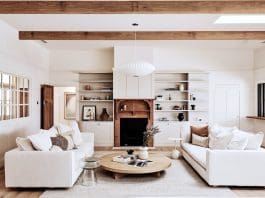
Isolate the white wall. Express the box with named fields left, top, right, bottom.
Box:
left=0, top=20, right=49, bottom=168
left=49, top=48, right=113, bottom=86
left=54, top=87, right=76, bottom=126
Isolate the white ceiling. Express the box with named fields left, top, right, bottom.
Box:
left=1, top=14, right=265, bottom=50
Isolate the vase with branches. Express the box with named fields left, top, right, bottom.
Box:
left=143, top=126, right=161, bottom=147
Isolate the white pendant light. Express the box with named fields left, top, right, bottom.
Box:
left=115, top=23, right=155, bottom=77
left=116, top=61, right=155, bottom=77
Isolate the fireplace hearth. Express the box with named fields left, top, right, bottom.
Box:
left=114, top=99, right=154, bottom=147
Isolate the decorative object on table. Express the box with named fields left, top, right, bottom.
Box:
left=168, top=138, right=183, bottom=159
left=158, top=117, right=169, bottom=121
left=177, top=113, right=185, bottom=121
left=140, top=126, right=161, bottom=160
left=64, top=92, right=76, bottom=120
left=182, top=105, right=188, bottom=110
left=84, top=85, right=91, bottom=90
left=190, top=94, right=196, bottom=101
left=100, top=108, right=110, bottom=121
left=156, top=95, right=163, bottom=101
left=173, top=105, right=181, bottom=110
left=82, top=105, right=96, bottom=121
left=179, top=84, right=185, bottom=91
left=191, top=104, right=196, bottom=110
left=127, top=149, right=134, bottom=155
left=168, top=94, right=172, bottom=100
left=155, top=103, right=163, bottom=110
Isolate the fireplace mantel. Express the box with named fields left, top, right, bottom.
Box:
left=114, top=99, right=154, bottom=147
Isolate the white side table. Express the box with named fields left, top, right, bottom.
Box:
left=168, top=138, right=183, bottom=159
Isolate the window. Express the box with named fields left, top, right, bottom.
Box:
left=258, top=83, right=265, bottom=117
left=0, top=72, right=30, bottom=121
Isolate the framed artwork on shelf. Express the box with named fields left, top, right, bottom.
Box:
left=64, top=92, right=77, bottom=120
left=82, top=105, right=96, bottom=121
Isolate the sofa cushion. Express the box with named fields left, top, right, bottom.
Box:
left=182, top=143, right=207, bottom=168
left=51, top=136, right=69, bottom=150
left=16, top=137, right=35, bottom=151
left=192, top=133, right=209, bottom=148
left=28, top=133, right=52, bottom=151
left=70, top=121, right=83, bottom=147
left=191, top=125, right=208, bottom=137
left=233, top=129, right=264, bottom=150
left=227, top=130, right=248, bottom=150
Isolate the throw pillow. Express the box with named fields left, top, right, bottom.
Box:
left=51, top=136, right=68, bottom=150
left=191, top=125, right=208, bottom=137
left=209, top=130, right=234, bottom=150
left=234, top=130, right=264, bottom=150
left=209, top=124, right=236, bottom=136
left=70, top=121, right=83, bottom=147
left=227, top=130, right=248, bottom=150
left=16, top=137, right=35, bottom=151
left=50, top=145, right=63, bottom=152
left=192, top=133, right=209, bottom=148
left=62, top=135, right=75, bottom=150
left=28, top=133, right=52, bottom=151
left=57, top=123, right=73, bottom=134
left=39, top=126, right=58, bottom=137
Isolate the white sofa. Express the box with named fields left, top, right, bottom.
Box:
left=5, top=132, right=94, bottom=188
left=181, top=129, right=265, bottom=187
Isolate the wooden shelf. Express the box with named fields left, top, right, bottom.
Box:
left=80, top=100, right=113, bottom=102
left=246, top=116, right=265, bottom=120
left=79, top=80, right=113, bottom=83
left=155, top=100, right=190, bottom=103
left=79, top=90, right=113, bottom=93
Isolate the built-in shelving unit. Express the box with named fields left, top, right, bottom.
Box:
left=78, top=73, right=113, bottom=121
left=154, top=72, right=209, bottom=123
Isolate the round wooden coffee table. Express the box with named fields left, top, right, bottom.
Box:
left=99, top=153, right=171, bottom=179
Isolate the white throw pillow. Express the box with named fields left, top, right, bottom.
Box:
left=209, top=131, right=234, bottom=150
left=57, top=123, right=73, bottom=134
left=192, top=133, right=209, bottom=148
left=209, top=124, right=236, bottom=136
left=234, top=130, right=264, bottom=150
left=70, top=121, right=83, bottom=147
left=50, top=145, right=63, bottom=152
left=39, top=126, right=58, bottom=137
left=28, top=133, right=52, bottom=151
left=16, top=137, right=35, bottom=151
left=227, top=130, right=248, bottom=150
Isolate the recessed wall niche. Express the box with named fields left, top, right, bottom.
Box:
left=0, top=72, right=30, bottom=121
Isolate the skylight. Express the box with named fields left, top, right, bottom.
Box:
left=215, top=15, right=265, bottom=24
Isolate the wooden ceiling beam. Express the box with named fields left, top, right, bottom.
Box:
left=19, top=31, right=265, bottom=40
left=1, top=1, right=265, bottom=14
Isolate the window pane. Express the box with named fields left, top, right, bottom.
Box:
left=24, top=92, right=29, bottom=104
left=24, top=105, right=29, bottom=117
left=11, top=105, right=17, bottom=119
left=19, top=105, right=23, bottom=118
left=18, top=77, right=24, bottom=91
left=3, top=73, right=10, bottom=89
left=3, top=90, right=11, bottom=104
left=3, top=105, right=10, bottom=120
left=11, top=91, right=17, bottom=105
left=19, top=91, right=23, bottom=105
left=24, top=78, right=29, bottom=91
left=11, top=76, right=17, bottom=90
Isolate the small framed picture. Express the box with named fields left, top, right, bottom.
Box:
left=82, top=105, right=96, bottom=121
left=64, top=92, right=76, bottom=120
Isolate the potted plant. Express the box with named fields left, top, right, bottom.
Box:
left=139, top=126, right=161, bottom=160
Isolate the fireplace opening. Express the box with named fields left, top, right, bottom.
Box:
left=120, top=118, right=148, bottom=146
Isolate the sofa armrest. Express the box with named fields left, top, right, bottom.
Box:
left=206, top=149, right=265, bottom=186
left=81, top=132, right=94, bottom=143
left=5, top=149, right=74, bottom=187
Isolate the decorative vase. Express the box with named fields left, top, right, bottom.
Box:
left=171, top=149, right=180, bottom=159
left=139, top=147, right=149, bottom=160
left=177, top=113, right=184, bottom=121
left=100, top=108, right=110, bottom=121
left=179, top=84, right=185, bottom=91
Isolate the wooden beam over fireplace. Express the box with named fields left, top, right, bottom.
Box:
left=0, top=1, right=265, bottom=14
left=19, top=31, right=265, bottom=40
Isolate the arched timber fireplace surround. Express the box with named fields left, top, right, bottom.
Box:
left=114, top=99, right=154, bottom=147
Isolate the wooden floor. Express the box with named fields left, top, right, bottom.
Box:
left=1, top=155, right=265, bottom=198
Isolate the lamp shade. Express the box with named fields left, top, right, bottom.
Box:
left=115, top=61, right=155, bottom=77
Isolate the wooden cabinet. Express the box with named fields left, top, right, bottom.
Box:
left=79, top=121, right=114, bottom=146
left=113, top=71, right=154, bottom=99
left=154, top=121, right=189, bottom=146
